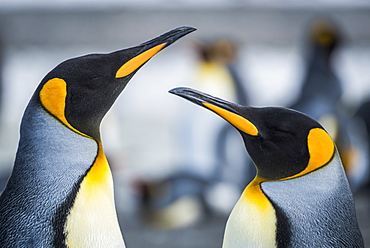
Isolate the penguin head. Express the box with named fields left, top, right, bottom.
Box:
left=170, top=87, right=335, bottom=180
left=309, top=19, right=341, bottom=55
left=35, top=26, right=196, bottom=140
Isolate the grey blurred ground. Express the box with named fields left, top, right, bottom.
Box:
left=0, top=2, right=370, bottom=247
left=120, top=213, right=227, bottom=247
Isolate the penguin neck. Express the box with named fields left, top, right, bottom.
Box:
left=259, top=152, right=363, bottom=247
left=82, top=142, right=112, bottom=189
left=15, top=101, right=124, bottom=247
left=242, top=177, right=271, bottom=210
left=64, top=140, right=125, bottom=248
left=9, top=102, right=99, bottom=246
left=309, top=46, right=333, bottom=71
left=223, top=176, right=276, bottom=248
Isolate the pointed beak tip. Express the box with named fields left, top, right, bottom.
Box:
left=172, top=26, right=197, bottom=35
left=180, top=26, right=197, bottom=33
left=168, top=88, right=176, bottom=94
left=168, top=87, right=192, bottom=96
left=163, top=26, right=197, bottom=46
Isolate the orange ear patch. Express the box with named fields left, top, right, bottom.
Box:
left=39, top=78, right=67, bottom=123
left=39, top=78, right=89, bottom=138
left=307, top=128, right=335, bottom=171
left=283, top=128, right=334, bottom=180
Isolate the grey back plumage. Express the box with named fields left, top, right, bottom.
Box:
left=0, top=98, right=97, bottom=247
left=262, top=152, right=364, bottom=247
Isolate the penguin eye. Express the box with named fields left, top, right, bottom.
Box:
left=276, top=128, right=296, bottom=136
left=266, top=123, right=295, bottom=137
left=78, top=76, right=105, bottom=91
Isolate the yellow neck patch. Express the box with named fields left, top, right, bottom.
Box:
left=65, top=142, right=124, bottom=247
left=283, top=128, right=334, bottom=180
left=223, top=176, right=276, bottom=247
left=39, top=78, right=89, bottom=138
left=82, top=142, right=112, bottom=189
left=116, top=43, right=166, bottom=78
left=243, top=177, right=270, bottom=210
left=202, top=102, right=258, bottom=136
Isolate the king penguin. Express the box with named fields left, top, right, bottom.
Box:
left=0, top=26, right=196, bottom=248
left=290, top=19, right=369, bottom=191
left=170, top=87, right=364, bottom=248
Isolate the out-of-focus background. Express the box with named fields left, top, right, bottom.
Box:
left=0, top=1, right=370, bottom=247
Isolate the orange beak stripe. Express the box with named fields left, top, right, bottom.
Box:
left=115, top=43, right=167, bottom=78
left=202, top=102, right=258, bottom=136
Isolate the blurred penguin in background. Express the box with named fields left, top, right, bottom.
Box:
left=0, top=26, right=4, bottom=119
left=194, top=39, right=248, bottom=105
left=290, top=18, right=369, bottom=191
left=138, top=39, right=252, bottom=229
left=192, top=38, right=254, bottom=192
left=0, top=25, right=7, bottom=194
left=354, top=99, right=370, bottom=190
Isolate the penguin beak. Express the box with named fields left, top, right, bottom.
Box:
left=169, top=87, right=258, bottom=136
left=116, top=26, right=196, bottom=78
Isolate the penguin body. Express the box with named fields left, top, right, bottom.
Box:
left=0, top=26, right=195, bottom=247
left=0, top=102, right=100, bottom=247
left=262, top=152, right=360, bottom=247
left=225, top=152, right=361, bottom=247
left=170, top=87, right=364, bottom=247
